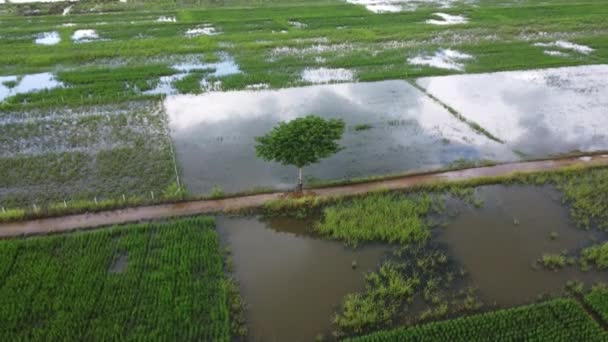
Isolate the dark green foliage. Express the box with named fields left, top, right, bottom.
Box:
left=584, top=283, right=608, bottom=324
left=0, top=216, right=233, bottom=341
left=580, top=242, right=608, bottom=270
left=255, top=115, right=345, bottom=168
left=349, top=299, right=607, bottom=341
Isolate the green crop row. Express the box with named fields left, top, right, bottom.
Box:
left=0, top=216, right=235, bottom=340
left=584, top=283, right=608, bottom=324
left=349, top=299, right=607, bottom=341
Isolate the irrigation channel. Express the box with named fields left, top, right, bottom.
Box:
left=0, top=154, right=607, bottom=238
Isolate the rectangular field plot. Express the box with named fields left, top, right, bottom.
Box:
left=417, top=65, right=608, bottom=157
left=0, top=216, right=231, bottom=341
left=0, top=102, right=177, bottom=208
left=165, top=80, right=513, bottom=194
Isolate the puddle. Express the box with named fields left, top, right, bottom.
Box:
left=544, top=50, right=569, bottom=57
left=439, top=185, right=607, bottom=306
left=144, top=54, right=240, bottom=95
left=185, top=25, right=219, bottom=37
left=72, top=29, right=99, bottom=43
left=425, top=12, right=468, bottom=25
left=408, top=49, right=473, bottom=71
left=35, top=31, right=60, bottom=45
left=109, top=253, right=128, bottom=274
left=217, top=216, right=390, bottom=341
left=157, top=16, right=176, bottom=23
left=165, top=80, right=512, bottom=194
left=533, top=41, right=594, bottom=55
left=417, top=64, right=608, bottom=156
left=0, top=73, right=63, bottom=102
left=301, top=68, right=356, bottom=84
left=344, top=0, right=468, bottom=13
left=289, top=20, right=307, bottom=29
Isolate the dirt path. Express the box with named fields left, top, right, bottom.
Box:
left=1, top=154, right=607, bottom=238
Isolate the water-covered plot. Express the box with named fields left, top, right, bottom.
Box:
left=165, top=80, right=512, bottom=194
left=0, top=102, right=176, bottom=207
left=217, top=216, right=390, bottom=341
left=34, top=31, right=61, bottom=45
left=408, top=49, right=473, bottom=71
left=440, top=185, right=607, bottom=306
left=417, top=65, right=608, bottom=156
left=0, top=73, right=62, bottom=102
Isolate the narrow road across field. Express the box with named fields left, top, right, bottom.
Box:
left=1, top=154, right=607, bottom=238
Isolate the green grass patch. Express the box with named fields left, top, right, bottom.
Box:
left=315, top=193, right=442, bottom=246
left=580, top=242, right=608, bottom=270
left=0, top=216, right=242, bottom=340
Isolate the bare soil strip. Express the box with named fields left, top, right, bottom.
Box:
left=1, top=155, right=607, bottom=238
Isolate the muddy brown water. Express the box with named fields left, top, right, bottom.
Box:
left=439, top=185, right=607, bottom=306
left=218, top=185, right=607, bottom=341
left=216, top=216, right=391, bottom=342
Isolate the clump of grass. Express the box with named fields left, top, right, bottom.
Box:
left=550, top=231, right=559, bottom=240
left=334, top=261, right=420, bottom=334
left=162, top=181, right=187, bottom=200
left=315, top=193, right=441, bottom=246
left=580, top=242, right=608, bottom=270
left=353, top=123, right=373, bottom=131
left=539, top=253, right=567, bottom=270
left=208, top=185, right=225, bottom=199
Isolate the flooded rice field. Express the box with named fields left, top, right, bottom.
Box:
left=439, top=185, right=607, bottom=306
left=218, top=185, right=606, bottom=341
left=217, top=216, right=391, bottom=341
left=166, top=80, right=512, bottom=194
left=417, top=65, right=608, bottom=156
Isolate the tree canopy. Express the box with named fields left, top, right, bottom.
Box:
left=255, top=115, right=345, bottom=168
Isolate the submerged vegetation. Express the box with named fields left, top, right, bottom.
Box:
left=580, top=242, right=608, bottom=270
left=0, top=216, right=237, bottom=340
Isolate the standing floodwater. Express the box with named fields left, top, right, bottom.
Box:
left=166, top=80, right=511, bottom=194
left=216, top=216, right=390, bottom=341
left=439, top=185, right=607, bottom=306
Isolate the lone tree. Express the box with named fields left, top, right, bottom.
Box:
left=255, top=115, right=345, bottom=192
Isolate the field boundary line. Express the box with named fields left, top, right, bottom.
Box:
left=408, top=79, right=505, bottom=144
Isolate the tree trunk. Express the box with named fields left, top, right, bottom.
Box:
left=296, top=167, right=303, bottom=193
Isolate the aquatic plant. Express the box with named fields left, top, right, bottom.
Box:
left=539, top=253, right=567, bottom=270
left=580, top=242, right=608, bottom=270
left=353, top=123, right=373, bottom=131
